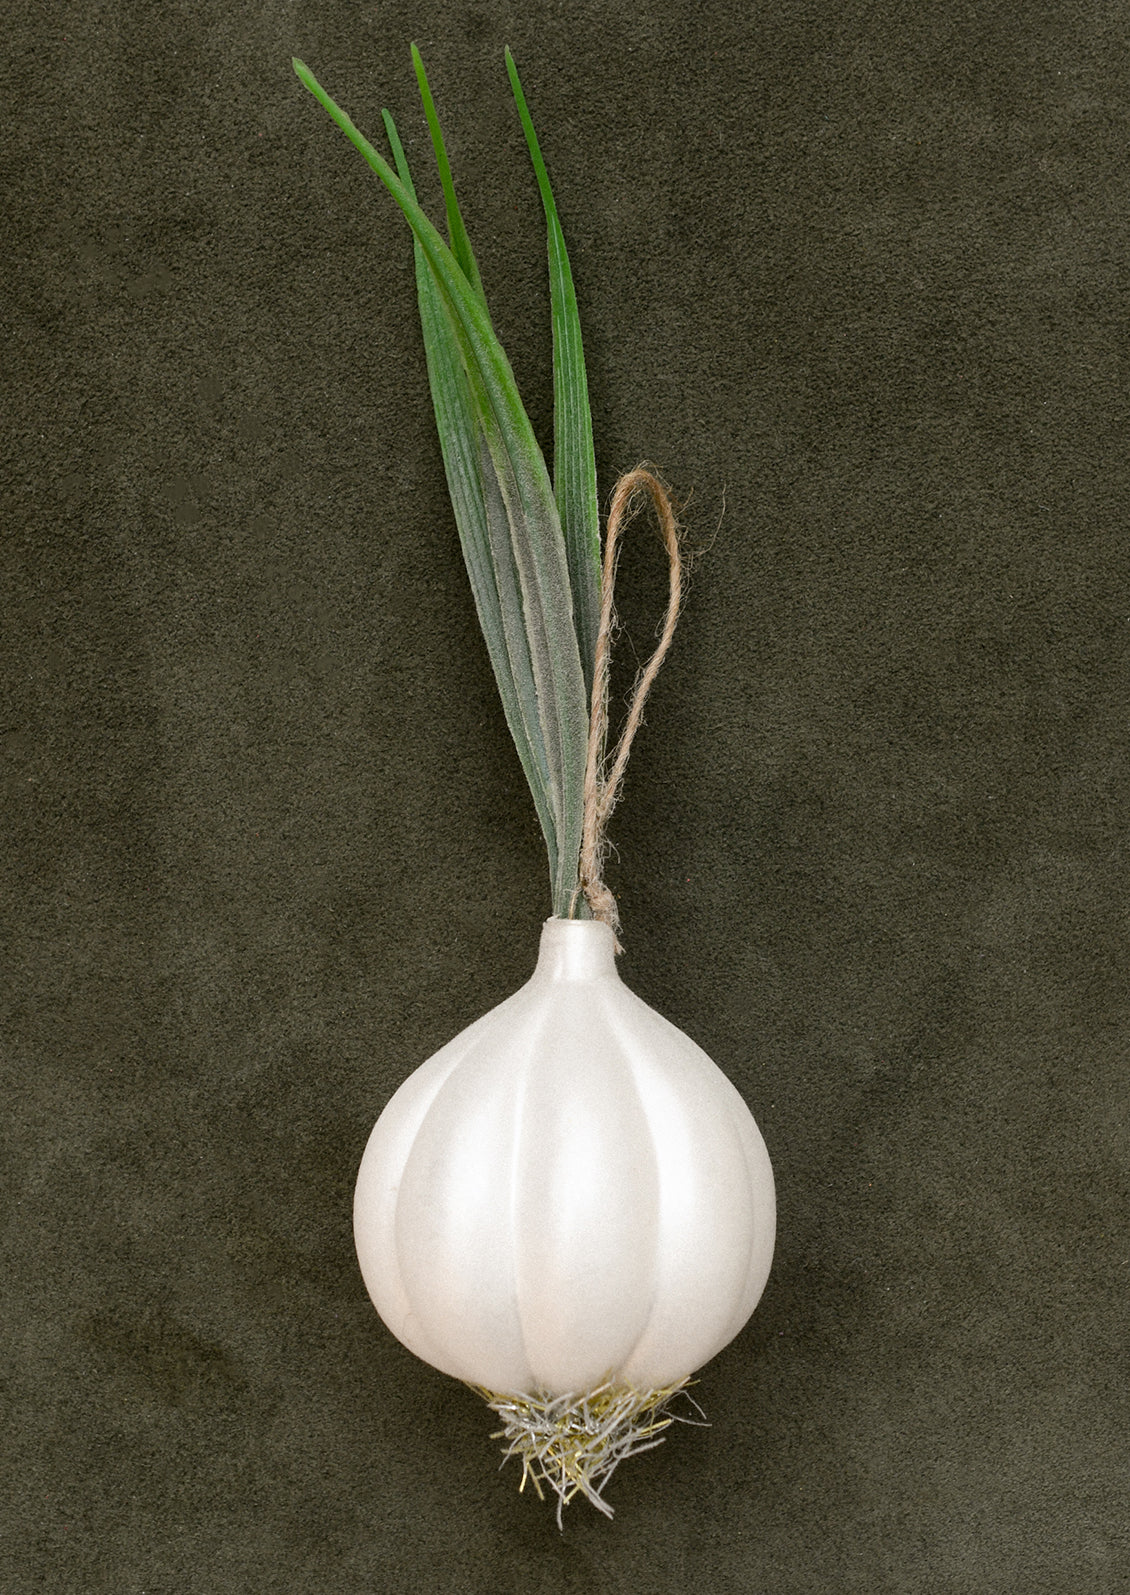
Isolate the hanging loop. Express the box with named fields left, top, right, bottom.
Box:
left=573, top=466, right=684, bottom=938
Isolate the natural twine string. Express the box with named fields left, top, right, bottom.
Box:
left=572, top=465, right=684, bottom=936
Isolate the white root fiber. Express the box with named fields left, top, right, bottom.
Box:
left=471, top=1377, right=706, bottom=1527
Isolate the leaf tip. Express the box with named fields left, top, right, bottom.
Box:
left=292, top=57, right=319, bottom=96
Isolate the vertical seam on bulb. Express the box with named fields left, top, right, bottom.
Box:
left=600, top=992, right=665, bottom=1379
left=389, top=1028, right=485, bottom=1378
left=615, top=1002, right=761, bottom=1375
left=507, top=995, right=549, bottom=1396
left=725, top=1088, right=775, bottom=1343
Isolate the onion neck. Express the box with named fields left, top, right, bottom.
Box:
left=535, top=916, right=619, bottom=983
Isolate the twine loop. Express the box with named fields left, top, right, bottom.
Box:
left=573, top=466, right=684, bottom=937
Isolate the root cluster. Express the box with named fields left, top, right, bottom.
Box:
left=472, top=1377, right=704, bottom=1526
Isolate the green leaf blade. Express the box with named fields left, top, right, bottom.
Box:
left=382, top=108, right=560, bottom=888
left=505, top=47, right=602, bottom=705
left=294, top=57, right=590, bottom=915
left=410, top=45, right=488, bottom=312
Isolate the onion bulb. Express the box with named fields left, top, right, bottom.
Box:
left=354, top=918, right=775, bottom=1518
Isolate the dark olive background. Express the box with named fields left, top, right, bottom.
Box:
left=3, top=0, right=1128, bottom=1590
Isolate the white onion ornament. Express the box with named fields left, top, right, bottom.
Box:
left=294, top=48, right=777, bottom=1518
left=355, top=918, right=775, bottom=1518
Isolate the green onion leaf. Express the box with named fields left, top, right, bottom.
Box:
left=505, top=48, right=602, bottom=705
left=381, top=105, right=560, bottom=884
left=409, top=45, right=487, bottom=312
left=293, top=55, right=591, bottom=916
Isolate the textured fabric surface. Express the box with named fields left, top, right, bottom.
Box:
left=3, top=1, right=1128, bottom=1590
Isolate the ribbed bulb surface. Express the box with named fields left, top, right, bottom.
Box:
left=353, top=918, right=775, bottom=1398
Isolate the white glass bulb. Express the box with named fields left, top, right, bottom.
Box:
left=354, top=918, right=775, bottom=1406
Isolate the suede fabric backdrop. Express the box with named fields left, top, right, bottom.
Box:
left=3, top=0, right=1128, bottom=1589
